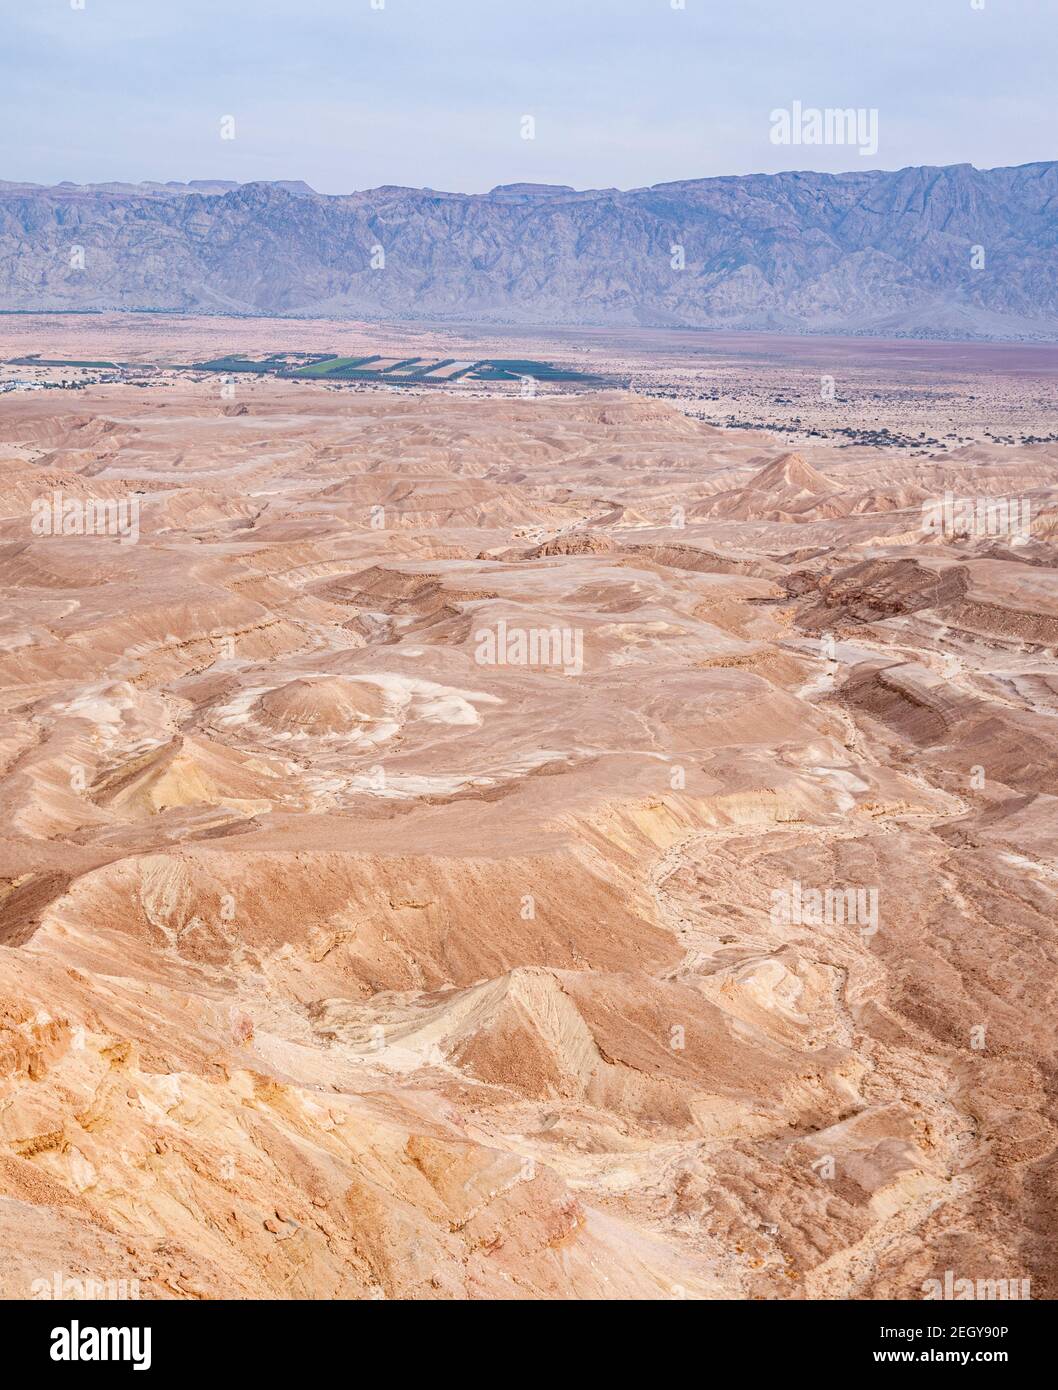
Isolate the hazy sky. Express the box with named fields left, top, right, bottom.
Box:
left=2, top=0, right=1054, bottom=193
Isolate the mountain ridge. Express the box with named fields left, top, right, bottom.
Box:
left=2, top=161, right=1056, bottom=339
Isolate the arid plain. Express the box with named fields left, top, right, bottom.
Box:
left=2, top=317, right=1058, bottom=1300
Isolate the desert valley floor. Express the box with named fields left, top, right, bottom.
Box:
left=2, top=320, right=1058, bottom=1300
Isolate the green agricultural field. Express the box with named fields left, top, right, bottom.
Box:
left=380, top=358, right=423, bottom=373
left=182, top=353, right=608, bottom=387
left=469, top=359, right=603, bottom=383
left=289, top=356, right=378, bottom=377
left=193, top=356, right=276, bottom=373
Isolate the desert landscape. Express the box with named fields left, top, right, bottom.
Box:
left=1, top=315, right=1057, bottom=1301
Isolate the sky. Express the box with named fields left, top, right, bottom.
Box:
left=1, top=0, right=1054, bottom=194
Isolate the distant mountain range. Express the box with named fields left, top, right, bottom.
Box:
left=2, top=163, right=1056, bottom=339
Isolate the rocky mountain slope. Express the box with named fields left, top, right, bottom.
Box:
left=1, top=162, right=1056, bottom=338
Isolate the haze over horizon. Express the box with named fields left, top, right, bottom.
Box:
left=1, top=0, right=1053, bottom=195
left=8, top=154, right=1056, bottom=200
